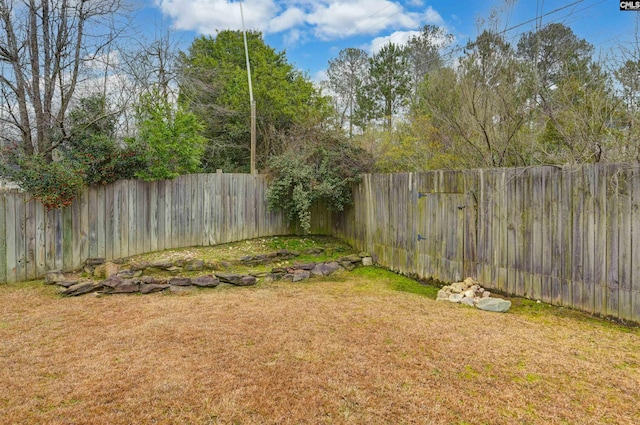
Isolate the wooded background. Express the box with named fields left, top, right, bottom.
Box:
left=2, top=163, right=639, bottom=322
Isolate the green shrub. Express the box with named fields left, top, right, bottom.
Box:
left=0, top=146, right=84, bottom=209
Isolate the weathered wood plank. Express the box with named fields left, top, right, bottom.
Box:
left=156, top=180, right=166, bottom=252
left=96, top=185, right=106, bottom=259
left=606, top=164, right=620, bottom=318
left=25, top=198, right=36, bottom=280
left=617, top=167, right=632, bottom=321
left=62, top=204, right=73, bottom=272
left=5, top=194, right=17, bottom=283
left=15, top=193, right=26, bottom=281
left=80, top=187, right=89, bottom=264
left=110, top=181, right=122, bottom=259
left=88, top=187, right=98, bottom=258
left=149, top=181, right=158, bottom=252
left=119, top=181, right=129, bottom=258
left=541, top=167, right=553, bottom=303
left=128, top=180, right=138, bottom=255
left=105, top=183, right=114, bottom=260
left=560, top=167, right=574, bottom=307
left=593, top=164, right=607, bottom=316
left=632, top=167, right=640, bottom=321
left=71, top=188, right=83, bottom=270
left=0, top=193, right=7, bottom=283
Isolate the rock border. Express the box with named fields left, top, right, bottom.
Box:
left=45, top=251, right=375, bottom=297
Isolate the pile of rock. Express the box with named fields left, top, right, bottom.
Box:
left=436, top=277, right=511, bottom=312
left=45, top=252, right=375, bottom=297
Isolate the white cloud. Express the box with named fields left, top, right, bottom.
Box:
left=155, top=0, right=279, bottom=33
left=155, top=0, right=426, bottom=40
left=423, top=5, right=444, bottom=26
left=368, top=30, right=419, bottom=54
left=307, top=0, right=419, bottom=40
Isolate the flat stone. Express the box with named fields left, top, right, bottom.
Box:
left=358, top=252, right=371, bottom=258
left=150, top=259, right=174, bottom=269
left=361, top=257, right=373, bottom=266
left=463, top=277, right=476, bottom=287
left=192, top=275, right=220, bottom=287
left=184, top=260, right=205, bottom=271
left=482, top=291, right=491, bottom=298
left=304, top=247, right=324, bottom=255
left=276, top=249, right=300, bottom=259
left=460, top=296, right=475, bottom=306
left=109, top=279, right=139, bottom=294
left=340, top=261, right=355, bottom=271
left=294, top=262, right=316, bottom=271
left=216, top=273, right=245, bottom=285
left=130, top=262, right=149, bottom=271
left=450, top=282, right=466, bottom=293
left=240, top=276, right=257, bottom=286
left=140, top=283, right=170, bottom=294
left=62, top=281, right=103, bottom=296
left=340, top=254, right=361, bottom=263
left=448, top=293, right=464, bottom=303
left=463, top=289, right=475, bottom=298
left=169, top=277, right=192, bottom=286
left=271, top=267, right=288, bottom=274
left=117, top=269, right=142, bottom=279
left=476, top=297, right=511, bottom=313
left=292, top=269, right=311, bottom=282
left=311, top=263, right=332, bottom=276
left=44, top=270, right=66, bottom=284
left=436, top=289, right=450, bottom=301
left=58, top=280, right=80, bottom=288
left=140, top=276, right=157, bottom=284
left=101, top=275, right=124, bottom=289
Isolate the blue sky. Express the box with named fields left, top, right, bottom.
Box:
left=137, top=0, right=639, bottom=81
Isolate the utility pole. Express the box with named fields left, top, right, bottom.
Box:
left=239, top=1, right=257, bottom=174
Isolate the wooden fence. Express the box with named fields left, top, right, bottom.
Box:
left=332, top=164, right=640, bottom=322
left=3, top=164, right=640, bottom=322
left=0, top=173, right=332, bottom=284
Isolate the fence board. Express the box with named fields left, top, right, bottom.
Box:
left=560, top=168, right=573, bottom=307
left=632, top=168, right=640, bottom=320
left=128, top=180, right=138, bottom=255
left=15, top=193, right=26, bottom=281
left=618, top=168, right=632, bottom=321
left=149, top=181, right=158, bottom=253
left=0, top=193, right=5, bottom=284
left=606, top=164, right=620, bottom=317
left=25, top=199, right=36, bottom=279
left=593, top=165, right=607, bottom=315
left=62, top=205, right=73, bottom=272
left=105, top=184, right=114, bottom=260
left=5, top=194, right=17, bottom=283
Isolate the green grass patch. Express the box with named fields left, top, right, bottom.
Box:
left=350, top=266, right=439, bottom=299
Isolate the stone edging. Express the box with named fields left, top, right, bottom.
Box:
left=44, top=251, right=375, bottom=297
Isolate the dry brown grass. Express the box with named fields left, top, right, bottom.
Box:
left=1, top=274, right=639, bottom=425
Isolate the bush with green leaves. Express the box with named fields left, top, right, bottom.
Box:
left=133, top=91, right=206, bottom=180
left=62, top=94, right=144, bottom=185
left=0, top=145, right=84, bottom=209
left=267, top=127, right=372, bottom=232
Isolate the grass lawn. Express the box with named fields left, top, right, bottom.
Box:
left=1, top=267, right=639, bottom=424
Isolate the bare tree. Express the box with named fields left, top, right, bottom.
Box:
left=0, top=0, right=126, bottom=159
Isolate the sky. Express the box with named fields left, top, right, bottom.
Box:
left=136, top=0, right=640, bottom=82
